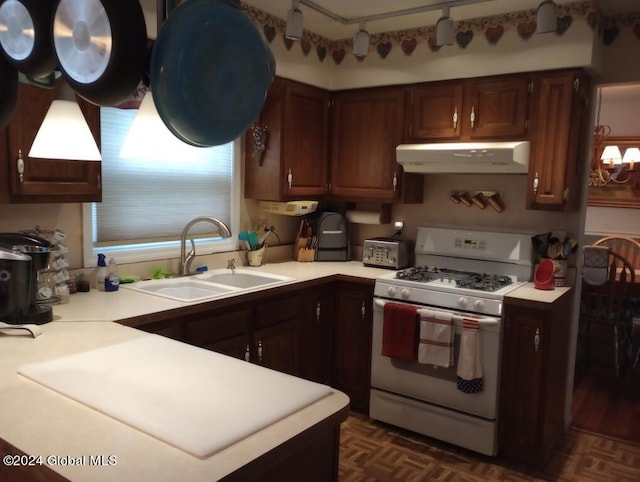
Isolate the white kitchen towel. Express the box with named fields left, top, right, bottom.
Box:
left=417, top=309, right=454, bottom=367
left=456, top=318, right=484, bottom=393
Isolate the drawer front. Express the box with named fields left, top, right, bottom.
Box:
left=253, top=294, right=302, bottom=329
left=184, top=308, right=249, bottom=346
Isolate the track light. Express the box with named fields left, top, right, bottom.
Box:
left=285, top=0, right=303, bottom=40
left=436, top=7, right=454, bottom=46
left=536, top=0, right=557, bottom=34
left=353, top=22, right=370, bottom=58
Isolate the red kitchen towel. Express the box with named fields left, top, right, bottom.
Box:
left=456, top=318, right=484, bottom=393
left=417, top=309, right=454, bottom=367
left=382, top=303, right=418, bottom=360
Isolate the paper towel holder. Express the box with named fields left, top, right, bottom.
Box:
left=345, top=203, right=391, bottom=225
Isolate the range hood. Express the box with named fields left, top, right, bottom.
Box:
left=396, top=141, right=530, bottom=174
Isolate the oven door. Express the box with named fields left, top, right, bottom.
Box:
left=371, top=298, right=502, bottom=420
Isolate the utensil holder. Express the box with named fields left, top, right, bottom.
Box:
left=247, top=246, right=265, bottom=267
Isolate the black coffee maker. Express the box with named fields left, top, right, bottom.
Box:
left=0, top=233, right=53, bottom=325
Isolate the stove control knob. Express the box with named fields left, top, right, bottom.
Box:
left=458, top=297, right=468, bottom=307
left=387, top=286, right=397, bottom=296
left=401, top=288, right=410, bottom=299
left=473, top=299, right=485, bottom=310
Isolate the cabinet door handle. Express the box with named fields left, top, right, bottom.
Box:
left=533, top=172, right=539, bottom=193
left=17, top=150, right=24, bottom=183
left=258, top=340, right=263, bottom=363
left=244, top=344, right=251, bottom=362
left=361, top=301, right=366, bottom=320
left=453, top=107, right=458, bottom=129
left=534, top=328, right=540, bottom=352
left=470, top=106, right=476, bottom=128
left=287, top=168, right=292, bottom=189
left=392, top=172, right=397, bottom=192
left=316, top=301, right=321, bottom=322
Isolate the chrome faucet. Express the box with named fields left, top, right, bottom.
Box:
left=226, top=258, right=237, bottom=273
left=179, top=217, right=232, bottom=275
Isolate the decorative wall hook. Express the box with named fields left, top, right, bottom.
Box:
left=449, top=190, right=504, bottom=212
left=250, top=123, right=268, bottom=165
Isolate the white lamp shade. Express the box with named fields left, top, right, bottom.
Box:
left=536, top=0, right=557, bottom=34
left=436, top=16, right=454, bottom=46
left=353, top=29, right=370, bottom=57
left=119, top=93, right=211, bottom=161
left=28, top=100, right=101, bottom=161
left=285, top=8, right=303, bottom=40
left=601, top=145, right=622, bottom=165
left=622, top=147, right=640, bottom=164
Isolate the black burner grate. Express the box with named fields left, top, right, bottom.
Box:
left=395, top=266, right=513, bottom=292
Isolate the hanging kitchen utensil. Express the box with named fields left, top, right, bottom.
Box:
left=0, top=0, right=57, bottom=78
left=149, top=0, right=275, bottom=147
left=52, top=0, right=147, bottom=106
left=0, top=52, right=18, bottom=129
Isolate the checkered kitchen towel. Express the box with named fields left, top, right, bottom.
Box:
left=583, top=245, right=610, bottom=286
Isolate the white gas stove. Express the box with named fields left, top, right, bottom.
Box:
left=374, top=226, right=533, bottom=316
left=370, top=226, right=534, bottom=456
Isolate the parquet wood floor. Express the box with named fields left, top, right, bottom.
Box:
left=571, top=365, right=640, bottom=446
left=339, top=412, right=640, bottom=481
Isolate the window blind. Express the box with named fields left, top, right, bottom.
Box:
left=95, top=107, right=234, bottom=245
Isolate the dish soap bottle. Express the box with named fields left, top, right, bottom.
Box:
left=96, top=254, right=107, bottom=291
left=105, top=257, right=120, bottom=292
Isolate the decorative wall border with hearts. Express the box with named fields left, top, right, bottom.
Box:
left=241, top=1, right=638, bottom=66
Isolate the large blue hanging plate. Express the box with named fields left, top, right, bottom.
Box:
left=150, top=0, right=275, bottom=147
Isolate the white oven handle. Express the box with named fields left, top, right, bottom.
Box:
left=374, top=298, right=499, bottom=326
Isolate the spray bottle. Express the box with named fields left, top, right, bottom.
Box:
left=95, top=254, right=107, bottom=291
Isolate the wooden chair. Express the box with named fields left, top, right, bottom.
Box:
left=580, top=250, right=636, bottom=377
left=593, top=236, right=640, bottom=272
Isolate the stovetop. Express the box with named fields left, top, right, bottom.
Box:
left=394, top=266, right=514, bottom=293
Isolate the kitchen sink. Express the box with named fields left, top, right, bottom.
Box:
left=122, top=278, right=237, bottom=302
left=122, top=269, right=294, bottom=302
left=196, top=269, right=293, bottom=289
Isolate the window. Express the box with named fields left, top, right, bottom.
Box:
left=82, top=107, right=240, bottom=267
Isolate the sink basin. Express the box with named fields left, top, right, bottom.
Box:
left=122, top=269, right=294, bottom=302
left=196, top=269, right=293, bottom=289
left=122, top=278, right=237, bottom=302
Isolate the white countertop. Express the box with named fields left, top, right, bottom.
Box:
left=506, top=282, right=573, bottom=304
left=52, top=261, right=385, bottom=322
left=0, top=261, right=382, bottom=481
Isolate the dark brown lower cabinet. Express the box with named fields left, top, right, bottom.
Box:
left=499, top=290, right=573, bottom=466
left=333, top=280, right=374, bottom=413
left=300, top=285, right=335, bottom=384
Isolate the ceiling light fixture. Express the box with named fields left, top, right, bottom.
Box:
left=436, top=6, right=454, bottom=46
left=29, top=82, right=101, bottom=161
left=536, top=0, right=557, bottom=34
left=285, top=0, right=303, bottom=40
left=352, top=21, right=370, bottom=58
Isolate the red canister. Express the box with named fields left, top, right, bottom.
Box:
left=534, top=259, right=555, bottom=290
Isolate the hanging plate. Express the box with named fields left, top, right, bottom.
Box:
left=52, top=0, right=147, bottom=106
left=150, top=0, right=275, bottom=147
left=0, top=52, right=18, bottom=129
left=0, top=0, right=56, bottom=78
